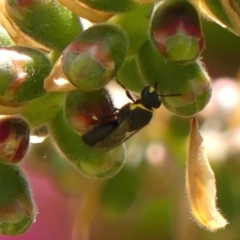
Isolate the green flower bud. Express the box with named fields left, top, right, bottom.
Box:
left=0, top=46, right=51, bottom=105
left=0, top=117, right=29, bottom=163
left=5, top=0, right=82, bottom=51
left=138, top=41, right=212, bottom=117
left=0, top=162, right=37, bottom=235
left=151, top=0, right=204, bottom=63
left=50, top=109, right=126, bottom=179
left=62, top=24, right=128, bottom=91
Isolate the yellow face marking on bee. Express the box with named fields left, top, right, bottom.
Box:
left=130, top=103, right=153, bottom=112
left=149, top=87, right=155, bottom=93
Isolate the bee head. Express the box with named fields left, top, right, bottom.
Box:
left=141, top=84, right=161, bottom=109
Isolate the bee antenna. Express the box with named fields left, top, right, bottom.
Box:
left=116, top=76, right=136, bottom=102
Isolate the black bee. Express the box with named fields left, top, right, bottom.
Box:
left=82, top=81, right=180, bottom=151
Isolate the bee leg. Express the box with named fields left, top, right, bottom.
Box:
left=113, top=107, right=119, bottom=113
left=83, top=106, right=119, bottom=124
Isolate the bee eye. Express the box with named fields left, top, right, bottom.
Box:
left=141, top=86, right=151, bottom=99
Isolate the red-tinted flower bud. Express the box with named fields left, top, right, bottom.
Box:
left=65, top=88, right=115, bottom=134
left=62, top=24, right=128, bottom=91
left=138, top=41, right=211, bottom=117
left=151, top=0, right=204, bottom=63
left=0, top=46, right=51, bottom=107
left=0, top=117, right=29, bottom=163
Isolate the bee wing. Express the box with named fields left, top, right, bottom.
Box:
left=82, top=121, right=118, bottom=147
left=83, top=111, right=140, bottom=153
left=121, top=128, right=140, bottom=143
left=94, top=116, right=132, bottom=150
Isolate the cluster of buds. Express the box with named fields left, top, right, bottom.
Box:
left=0, top=116, right=35, bottom=235
left=0, top=0, right=237, bottom=236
